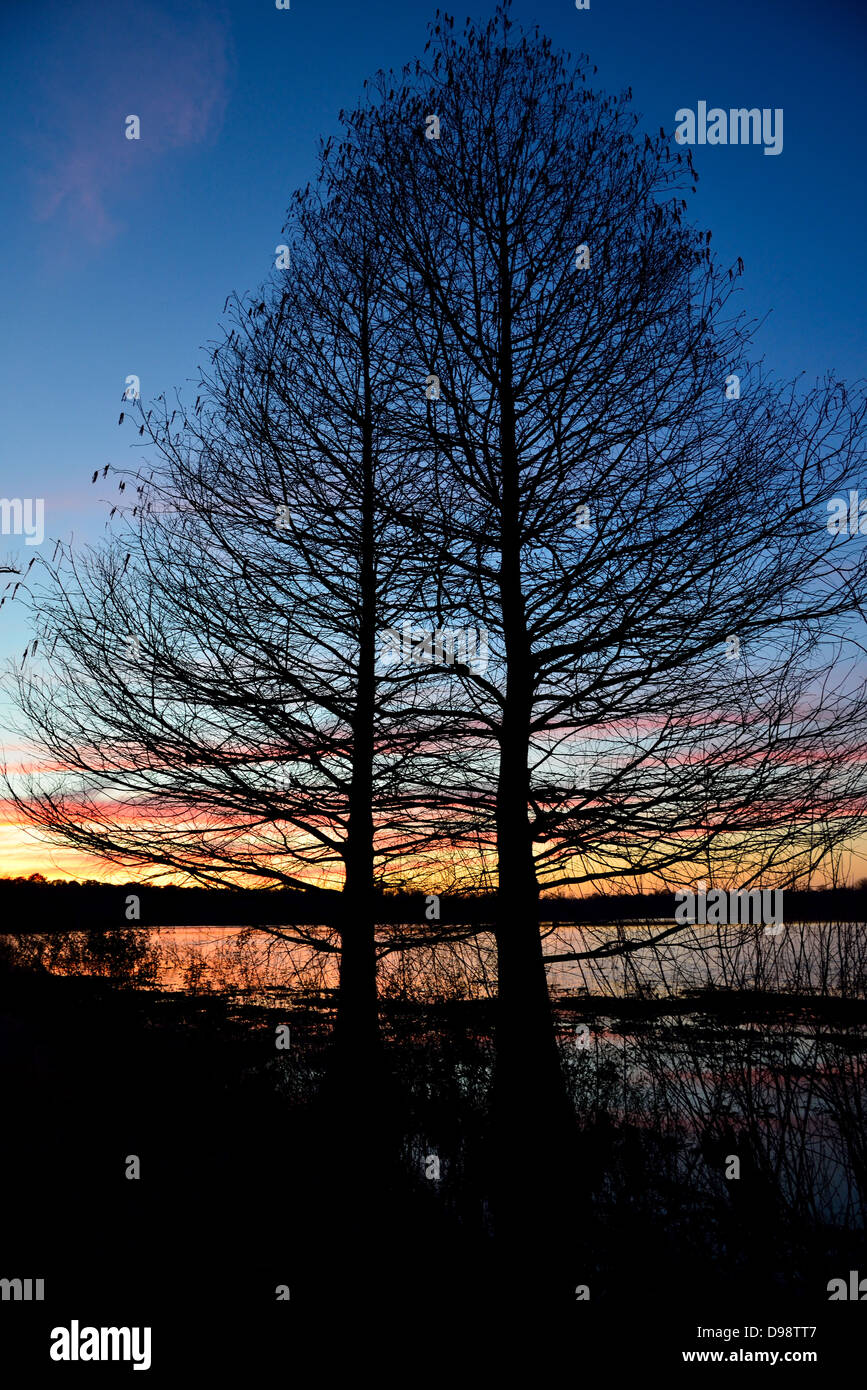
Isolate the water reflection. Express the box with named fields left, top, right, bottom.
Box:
left=3, top=919, right=864, bottom=1237
left=136, top=918, right=867, bottom=1008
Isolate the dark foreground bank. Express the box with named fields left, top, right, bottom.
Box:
left=0, top=949, right=864, bottom=1376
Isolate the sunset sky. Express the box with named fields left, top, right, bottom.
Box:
left=1, top=0, right=865, bottom=882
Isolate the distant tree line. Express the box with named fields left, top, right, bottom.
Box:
left=4, top=875, right=867, bottom=930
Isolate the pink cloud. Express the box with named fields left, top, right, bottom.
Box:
left=24, top=1, right=231, bottom=244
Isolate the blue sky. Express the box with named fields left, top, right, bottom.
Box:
left=0, top=0, right=864, bottom=874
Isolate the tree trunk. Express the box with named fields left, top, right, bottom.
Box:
left=494, top=698, right=574, bottom=1141
left=335, top=865, right=380, bottom=1084
left=491, top=235, right=576, bottom=1251
left=332, top=289, right=382, bottom=1097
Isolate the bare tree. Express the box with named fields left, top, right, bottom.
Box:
left=331, top=6, right=867, bottom=1163
left=4, top=157, right=446, bottom=1100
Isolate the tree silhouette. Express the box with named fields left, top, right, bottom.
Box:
left=328, top=4, right=867, bottom=1202
left=5, top=157, right=447, bottom=1105
left=5, top=7, right=867, bottom=1266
